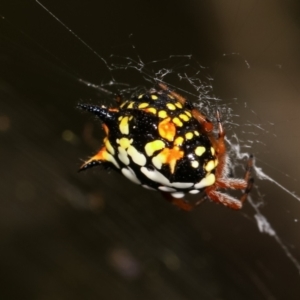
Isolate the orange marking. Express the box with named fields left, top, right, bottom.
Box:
left=158, top=117, right=176, bottom=142
left=156, top=146, right=184, bottom=173
left=143, top=107, right=157, bottom=114
left=90, top=147, right=108, bottom=161
left=81, top=147, right=107, bottom=169
left=108, top=108, right=119, bottom=112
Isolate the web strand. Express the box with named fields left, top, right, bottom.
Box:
left=11, top=0, right=300, bottom=276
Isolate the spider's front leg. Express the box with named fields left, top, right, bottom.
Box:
left=206, top=112, right=254, bottom=210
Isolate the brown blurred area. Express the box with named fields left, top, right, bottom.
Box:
left=1, top=1, right=300, bottom=299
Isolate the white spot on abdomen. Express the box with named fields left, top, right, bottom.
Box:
left=158, top=186, right=177, bottom=192
left=152, top=156, right=162, bottom=169
left=121, top=167, right=141, bottom=185
left=171, top=192, right=185, bottom=198
left=171, top=182, right=193, bottom=189
left=118, top=147, right=130, bottom=165
left=141, top=167, right=170, bottom=186
left=106, top=152, right=120, bottom=169
left=189, top=189, right=200, bottom=194
left=142, top=185, right=157, bottom=191
left=127, top=146, right=147, bottom=166
left=140, top=167, right=194, bottom=190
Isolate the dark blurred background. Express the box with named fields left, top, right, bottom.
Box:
left=1, top=1, right=300, bottom=299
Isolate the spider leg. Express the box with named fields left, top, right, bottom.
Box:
left=214, top=109, right=226, bottom=155
left=161, top=192, right=206, bottom=211
left=218, top=154, right=253, bottom=185
left=206, top=189, right=243, bottom=210
left=157, top=84, right=254, bottom=210
left=207, top=155, right=254, bottom=209
left=206, top=111, right=254, bottom=209
left=218, top=154, right=254, bottom=203
left=239, top=155, right=254, bottom=204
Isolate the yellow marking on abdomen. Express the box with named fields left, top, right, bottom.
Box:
left=185, top=110, right=192, bottom=117
left=172, top=117, right=183, bottom=127
left=144, top=107, right=157, bottom=114
left=145, top=140, right=165, bottom=156
left=158, top=110, right=168, bottom=118
left=118, top=137, right=133, bottom=149
left=127, top=102, right=134, bottom=109
left=166, top=103, right=176, bottom=110
left=138, top=103, right=149, bottom=108
left=179, top=114, right=189, bottom=122
left=205, top=160, right=216, bottom=172
left=174, top=136, right=184, bottom=146
left=120, top=101, right=128, bottom=108
left=195, top=146, right=206, bottom=156
left=214, top=159, right=218, bottom=167
left=185, top=132, right=194, bottom=140
left=119, top=116, right=130, bottom=135
left=210, top=147, right=215, bottom=156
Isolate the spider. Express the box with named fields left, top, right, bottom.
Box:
left=78, top=83, right=254, bottom=211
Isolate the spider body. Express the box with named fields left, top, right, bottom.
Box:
left=79, top=84, right=253, bottom=211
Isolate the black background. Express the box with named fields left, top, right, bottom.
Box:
left=1, top=1, right=300, bottom=299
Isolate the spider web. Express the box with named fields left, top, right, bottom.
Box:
left=29, top=0, right=300, bottom=274
left=56, top=3, right=300, bottom=271
left=2, top=0, right=300, bottom=293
